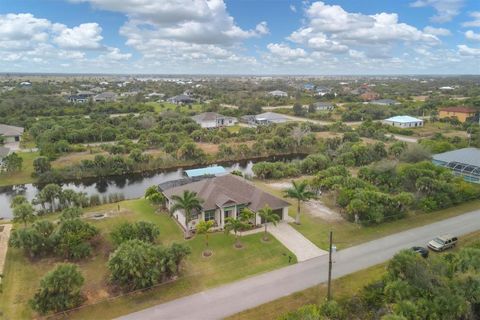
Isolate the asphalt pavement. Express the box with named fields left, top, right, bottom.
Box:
left=118, top=208, right=480, bottom=320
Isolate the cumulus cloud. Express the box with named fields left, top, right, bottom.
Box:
left=423, top=26, right=451, bottom=36
left=465, top=30, right=480, bottom=41
left=53, top=23, right=103, bottom=49
left=410, top=0, right=464, bottom=23
left=463, top=11, right=480, bottom=27
left=458, top=44, right=480, bottom=56
left=290, top=4, right=297, bottom=13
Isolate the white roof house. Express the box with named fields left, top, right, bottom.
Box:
left=254, top=112, right=289, bottom=125
left=383, top=115, right=423, bottom=128
left=191, top=112, right=237, bottom=129
left=268, top=90, right=288, bottom=97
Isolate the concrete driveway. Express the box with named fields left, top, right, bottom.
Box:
left=118, top=208, right=480, bottom=320
left=268, top=222, right=327, bottom=261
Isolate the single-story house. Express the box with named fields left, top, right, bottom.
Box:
left=432, top=148, right=480, bottom=184
left=383, top=116, right=424, bottom=128
left=68, top=94, right=90, bottom=103
left=369, top=99, right=401, bottom=106
left=162, top=174, right=291, bottom=231
left=94, top=92, right=117, bottom=102
left=0, top=124, right=24, bottom=143
left=315, top=86, right=332, bottom=96
left=311, top=102, right=335, bottom=111
left=192, top=112, right=237, bottom=129
left=268, top=90, right=288, bottom=98
left=19, top=81, right=32, bottom=88
left=167, top=94, right=196, bottom=104
left=439, top=107, right=477, bottom=123
left=303, top=83, right=315, bottom=91
left=242, top=112, right=288, bottom=125
left=0, top=146, right=10, bottom=159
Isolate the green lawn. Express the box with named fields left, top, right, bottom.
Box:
left=0, top=151, right=38, bottom=186
left=0, top=199, right=295, bottom=319
left=228, top=230, right=480, bottom=320
left=254, top=179, right=480, bottom=250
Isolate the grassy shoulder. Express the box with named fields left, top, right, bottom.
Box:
left=0, top=151, right=38, bottom=187
left=228, top=230, right=480, bottom=320
left=254, top=179, right=480, bottom=250
left=0, top=199, right=296, bottom=319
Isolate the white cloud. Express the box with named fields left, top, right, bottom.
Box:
left=410, top=0, right=464, bottom=23
left=465, top=30, right=480, bottom=41
left=267, top=43, right=307, bottom=60
left=463, top=11, right=480, bottom=27
left=458, top=44, right=480, bottom=56
left=290, top=4, right=297, bottom=13
left=53, top=23, right=103, bottom=49
left=423, top=26, right=451, bottom=36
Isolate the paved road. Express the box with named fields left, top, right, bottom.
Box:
left=119, top=209, right=480, bottom=320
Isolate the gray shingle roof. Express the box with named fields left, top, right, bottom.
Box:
left=163, top=174, right=290, bottom=212
left=0, top=124, right=24, bottom=137
left=0, top=146, right=10, bottom=158
left=433, top=148, right=480, bottom=167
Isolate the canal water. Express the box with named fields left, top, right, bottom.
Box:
left=0, top=155, right=303, bottom=219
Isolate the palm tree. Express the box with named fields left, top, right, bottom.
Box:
left=13, top=202, right=36, bottom=227
left=170, top=190, right=203, bottom=239
left=258, top=205, right=280, bottom=241
left=239, top=208, right=255, bottom=227
left=224, top=217, right=247, bottom=248
left=284, top=180, right=315, bottom=225
left=196, top=220, right=215, bottom=256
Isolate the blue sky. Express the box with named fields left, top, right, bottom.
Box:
left=0, top=0, right=479, bottom=74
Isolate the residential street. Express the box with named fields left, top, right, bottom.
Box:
left=118, top=208, right=480, bottom=320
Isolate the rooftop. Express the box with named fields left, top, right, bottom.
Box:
left=163, top=174, right=290, bottom=211
left=0, top=146, right=10, bottom=158
left=439, top=107, right=477, bottom=113
left=192, top=112, right=234, bottom=122
left=184, top=166, right=227, bottom=177
left=0, top=124, right=24, bottom=137
left=433, top=148, right=480, bottom=168
left=385, top=115, right=423, bottom=123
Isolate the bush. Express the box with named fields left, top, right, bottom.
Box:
left=53, top=219, right=99, bottom=260
left=111, top=221, right=160, bottom=246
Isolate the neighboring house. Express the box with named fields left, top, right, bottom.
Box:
left=162, top=174, right=290, bottom=231
left=243, top=112, right=289, bottom=125
left=369, top=99, right=401, bottom=106
left=383, top=115, right=424, bottom=128
left=0, top=146, right=10, bottom=160
left=303, top=83, right=315, bottom=91
left=68, top=94, right=90, bottom=103
left=19, top=81, right=32, bottom=89
left=94, top=92, right=117, bottom=102
left=167, top=94, right=196, bottom=104
left=0, top=124, right=24, bottom=143
left=268, top=90, right=288, bottom=98
left=192, top=112, right=237, bottom=129
left=359, top=91, right=380, bottom=101
left=439, top=107, right=477, bottom=123
left=311, top=102, right=335, bottom=111
left=432, top=148, right=480, bottom=184
left=439, top=86, right=455, bottom=91
left=315, top=86, right=332, bottom=96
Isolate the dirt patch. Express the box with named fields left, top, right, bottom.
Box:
left=53, top=151, right=107, bottom=168
left=315, top=132, right=341, bottom=139
left=197, top=143, right=219, bottom=154
left=268, top=181, right=294, bottom=190
left=85, top=208, right=133, bottom=220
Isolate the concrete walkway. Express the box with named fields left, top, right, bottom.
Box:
left=0, top=224, right=12, bottom=284
left=268, top=222, right=327, bottom=261
left=119, top=208, right=480, bottom=320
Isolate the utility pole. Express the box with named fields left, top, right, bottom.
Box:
left=327, top=231, right=333, bottom=301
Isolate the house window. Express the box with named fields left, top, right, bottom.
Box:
left=204, top=211, right=215, bottom=222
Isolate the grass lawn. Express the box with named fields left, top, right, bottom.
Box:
left=0, top=199, right=295, bottom=319
left=254, top=179, right=480, bottom=250
left=229, top=230, right=480, bottom=320
left=0, top=151, right=38, bottom=186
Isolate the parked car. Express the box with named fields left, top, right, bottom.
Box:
left=411, top=246, right=429, bottom=258
left=427, top=235, right=458, bottom=252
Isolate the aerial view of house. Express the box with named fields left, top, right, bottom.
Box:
left=439, top=107, right=477, bottom=123
left=383, top=115, right=424, bottom=128
left=432, top=147, right=480, bottom=184
left=0, top=124, right=24, bottom=143
left=162, top=174, right=290, bottom=231
left=191, top=112, right=237, bottom=128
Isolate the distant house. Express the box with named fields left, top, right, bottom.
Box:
left=315, top=86, right=332, bottom=96
left=383, top=116, right=424, bottom=128
left=162, top=174, right=290, bottom=231
left=19, top=81, right=32, bottom=89
left=243, top=112, right=289, bottom=125
left=94, top=92, right=117, bottom=102
left=0, top=124, right=24, bottom=143
left=439, top=86, right=455, bottom=91
left=359, top=91, right=380, bottom=101
left=433, top=148, right=480, bottom=184
left=311, top=102, right=335, bottom=111
left=167, top=94, right=196, bottom=104
left=439, top=107, right=477, bottom=123
left=0, top=146, right=10, bottom=160
left=268, top=90, right=288, bottom=98
left=68, top=94, right=90, bottom=103
left=303, top=83, right=315, bottom=91
left=192, top=112, right=237, bottom=129
left=369, top=99, right=401, bottom=106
